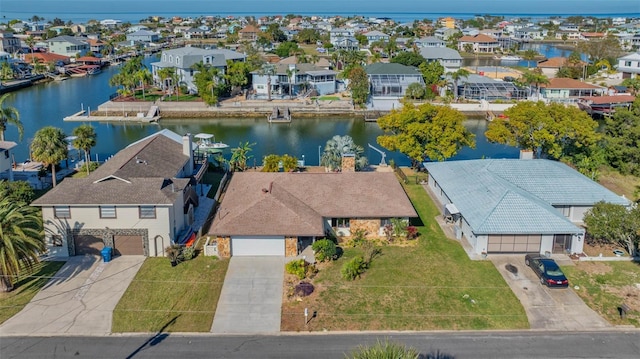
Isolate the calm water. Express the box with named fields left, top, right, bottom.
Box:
left=5, top=58, right=523, bottom=167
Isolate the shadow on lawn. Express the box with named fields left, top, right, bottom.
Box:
left=125, top=315, right=179, bottom=359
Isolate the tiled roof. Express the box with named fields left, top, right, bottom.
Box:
left=580, top=95, right=636, bottom=104
left=459, top=34, right=497, bottom=43
left=209, top=172, right=418, bottom=236
left=424, top=159, right=630, bottom=235
left=541, top=78, right=602, bottom=90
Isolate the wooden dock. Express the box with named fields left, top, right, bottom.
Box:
left=64, top=114, right=161, bottom=123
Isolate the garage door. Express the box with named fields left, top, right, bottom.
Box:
left=74, top=235, right=104, bottom=256
left=113, top=235, right=144, bottom=255
left=231, top=236, right=285, bottom=256
left=487, top=234, right=541, bottom=253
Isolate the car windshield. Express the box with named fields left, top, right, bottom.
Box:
left=544, top=264, right=564, bottom=277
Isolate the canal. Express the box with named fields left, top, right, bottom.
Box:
left=7, top=57, right=522, bottom=167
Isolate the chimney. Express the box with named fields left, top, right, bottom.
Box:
left=519, top=150, right=534, bottom=160
left=182, top=133, right=194, bottom=174
left=341, top=153, right=356, bottom=172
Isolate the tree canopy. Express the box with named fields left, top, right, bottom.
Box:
left=485, top=101, right=600, bottom=160
left=602, top=98, right=640, bottom=176
left=72, top=124, right=97, bottom=175
left=584, top=201, right=639, bottom=256
left=377, top=102, right=475, bottom=165
left=30, top=126, right=68, bottom=187
left=390, top=52, right=426, bottom=67
left=0, top=93, right=23, bottom=142
left=345, top=65, right=369, bottom=107
left=320, top=135, right=368, bottom=171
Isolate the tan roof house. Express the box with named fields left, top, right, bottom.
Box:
left=539, top=78, right=606, bottom=103
left=209, top=171, right=418, bottom=257
left=238, top=25, right=259, bottom=41
left=458, top=34, right=500, bottom=53
left=537, top=57, right=587, bottom=78
left=32, top=130, right=205, bottom=259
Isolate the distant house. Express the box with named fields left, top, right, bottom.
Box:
left=85, top=38, right=105, bottom=54
left=424, top=159, right=630, bottom=256
left=126, top=30, right=160, bottom=43
left=333, top=36, right=360, bottom=51
left=513, top=27, right=545, bottom=41
left=238, top=25, right=259, bottom=41
left=536, top=57, right=577, bottom=78
left=434, top=27, right=458, bottom=41
left=329, top=27, right=355, bottom=46
left=419, top=46, right=462, bottom=73
left=184, top=28, right=207, bottom=40
left=0, top=141, right=16, bottom=182
left=365, top=63, right=425, bottom=98
left=539, top=78, right=606, bottom=103
left=46, top=36, right=89, bottom=57
left=414, top=36, right=446, bottom=48
left=0, top=31, right=21, bottom=54
left=458, top=34, right=499, bottom=53
left=208, top=171, right=417, bottom=257
left=31, top=130, right=206, bottom=259
left=617, top=52, right=640, bottom=79
left=362, top=30, right=389, bottom=43
left=251, top=63, right=337, bottom=97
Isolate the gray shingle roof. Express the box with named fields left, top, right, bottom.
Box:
left=365, top=63, right=421, bottom=75
left=419, top=47, right=462, bottom=60
left=425, top=159, right=630, bottom=235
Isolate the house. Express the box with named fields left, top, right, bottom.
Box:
left=414, top=36, right=445, bottom=48
left=85, top=38, right=105, bottom=54
left=424, top=159, right=630, bottom=256
left=0, top=141, right=16, bottom=182
left=513, top=27, right=545, bottom=41
left=333, top=37, right=359, bottom=51
left=440, top=17, right=456, bottom=29
left=434, top=27, right=458, bottom=41
left=151, top=47, right=246, bottom=94
left=46, top=35, right=89, bottom=57
left=617, top=52, right=640, bottom=79
left=0, top=31, right=21, bottom=54
left=455, top=74, right=528, bottom=101
left=458, top=34, right=499, bottom=53
left=126, top=30, right=160, bottom=43
left=329, top=27, right=355, bottom=46
left=365, top=63, right=425, bottom=98
left=536, top=57, right=584, bottom=78
left=251, top=63, right=338, bottom=97
left=539, top=78, right=606, bottom=103
left=238, top=25, right=259, bottom=41
left=31, top=130, right=207, bottom=259
left=419, top=46, right=462, bottom=73
left=577, top=95, right=636, bottom=116
left=208, top=171, right=418, bottom=257
left=362, top=30, right=389, bottom=43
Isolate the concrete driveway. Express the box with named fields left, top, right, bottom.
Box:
left=211, top=257, right=284, bottom=334
left=0, top=255, right=144, bottom=337
left=490, top=255, right=611, bottom=330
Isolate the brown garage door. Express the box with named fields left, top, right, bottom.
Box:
left=74, top=235, right=104, bottom=256
left=113, top=235, right=144, bottom=255
left=487, top=234, right=541, bottom=253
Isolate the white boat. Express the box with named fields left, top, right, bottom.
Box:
left=499, top=55, right=523, bottom=62
left=194, top=133, right=228, bottom=153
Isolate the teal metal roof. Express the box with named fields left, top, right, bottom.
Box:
left=425, top=159, right=630, bottom=235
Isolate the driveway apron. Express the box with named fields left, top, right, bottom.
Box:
left=0, top=255, right=144, bottom=336
left=211, top=257, right=284, bottom=334
left=490, top=255, right=611, bottom=330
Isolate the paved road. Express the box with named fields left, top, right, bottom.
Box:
left=0, top=255, right=144, bottom=337
left=2, top=331, right=639, bottom=358
left=490, top=255, right=611, bottom=330
left=211, top=257, right=284, bottom=334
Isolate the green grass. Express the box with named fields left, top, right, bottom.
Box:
left=282, top=170, right=528, bottom=331
left=0, top=261, right=66, bottom=324
left=312, top=96, right=340, bottom=101
left=562, top=261, right=640, bottom=327
left=162, top=94, right=201, bottom=102
left=112, top=255, right=229, bottom=332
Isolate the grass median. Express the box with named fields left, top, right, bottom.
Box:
left=112, top=255, right=228, bottom=332
left=281, top=170, right=528, bottom=331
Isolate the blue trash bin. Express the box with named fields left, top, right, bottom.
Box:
left=101, top=247, right=112, bottom=262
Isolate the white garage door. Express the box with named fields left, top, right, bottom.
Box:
left=231, top=236, right=285, bottom=256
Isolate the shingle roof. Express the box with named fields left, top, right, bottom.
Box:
left=419, top=47, right=462, bottom=60
left=210, top=172, right=418, bottom=236
left=365, top=63, right=421, bottom=75
left=424, top=159, right=630, bottom=235
left=541, top=78, right=603, bottom=90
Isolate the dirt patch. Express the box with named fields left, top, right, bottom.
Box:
left=583, top=243, right=627, bottom=257
left=576, top=261, right=614, bottom=276
left=606, top=284, right=640, bottom=321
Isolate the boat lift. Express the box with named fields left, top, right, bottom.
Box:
left=368, top=143, right=387, bottom=166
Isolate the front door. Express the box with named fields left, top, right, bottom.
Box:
left=553, top=234, right=572, bottom=254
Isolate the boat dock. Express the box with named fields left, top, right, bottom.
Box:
left=63, top=110, right=160, bottom=123
left=268, top=107, right=292, bottom=123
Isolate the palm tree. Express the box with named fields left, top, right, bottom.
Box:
left=24, top=36, right=36, bottom=69
left=522, top=49, right=538, bottom=69
left=30, top=126, right=68, bottom=187
left=72, top=124, right=97, bottom=175
left=522, top=69, right=549, bottom=100
left=259, top=64, right=276, bottom=101
left=450, top=68, right=471, bottom=101
left=0, top=93, right=23, bottom=142
left=156, top=67, right=176, bottom=96
left=286, top=67, right=294, bottom=99
left=230, top=141, right=256, bottom=171
left=320, top=135, right=368, bottom=171
left=134, top=68, right=153, bottom=100
left=0, top=193, right=45, bottom=292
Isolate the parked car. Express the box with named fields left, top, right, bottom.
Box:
left=524, top=254, right=569, bottom=288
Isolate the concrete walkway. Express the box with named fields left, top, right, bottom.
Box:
left=0, top=255, right=144, bottom=337
left=211, top=257, right=284, bottom=334
left=490, top=255, right=611, bottom=330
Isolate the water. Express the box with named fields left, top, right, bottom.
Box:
left=5, top=54, right=529, bottom=167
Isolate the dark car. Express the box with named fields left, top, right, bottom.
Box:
left=524, top=254, right=569, bottom=288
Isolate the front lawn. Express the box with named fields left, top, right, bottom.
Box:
left=281, top=169, right=528, bottom=331
left=562, top=261, right=640, bottom=327
left=112, top=255, right=228, bottom=332
left=0, top=261, right=66, bottom=324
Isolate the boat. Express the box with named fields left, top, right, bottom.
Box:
left=499, top=55, right=523, bottom=62
left=194, top=133, right=228, bottom=153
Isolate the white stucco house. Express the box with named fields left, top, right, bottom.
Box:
left=0, top=141, right=17, bottom=181
left=424, top=159, right=630, bottom=257
left=617, top=52, right=640, bottom=79
left=32, top=130, right=208, bottom=259
left=46, top=35, right=89, bottom=57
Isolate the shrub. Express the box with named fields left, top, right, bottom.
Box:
left=294, top=281, right=315, bottom=297
left=341, top=255, right=367, bottom=280
left=383, top=224, right=393, bottom=242
left=182, top=246, right=196, bottom=260
left=349, top=228, right=367, bottom=247
left=349, top=340, right=420, bottom=359
left=286, top=259, right=307, bottom=279
left=312, top=239, right=337, bottom=262
left=391, top=218, right=408, bottom=237
left=361, top=241, right=381, bottom=265
left=406, top=226, right=418, bottom=240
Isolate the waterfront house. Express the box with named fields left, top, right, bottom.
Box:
left=126, top=30, right=160, bottom=43
left=251, top=63, right=338, bottom=97
left=617, top=52, right=640, bottom=79
left=424, top=159, right=630, bottom=256
left=434, top=27, right=459, bottom=41
left=362, top=30, right=389, bottom=43
left=0, top=141, right=16, bottom=182
left=365, top=62, right=425, bottom=98
left=539, top=78, right=606, bottom=103
left=208, top=170, right=417, bottom=257
left=32, top=130, right=206, bottom=259
left=536, top=57, right=583, bottom=78
left=0, top=31, right=21, bottom=54
left=414, top=36, right=446, bottom=48
left=419, top=46, right=462, bottom=73
left=329, top=27, right=355, bottom=46
left=457, top=34, right=499, bottom=53
left=46, top=36, right=89, bottom=57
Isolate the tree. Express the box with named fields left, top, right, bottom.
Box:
left=0, top=189, right=45, bottom=292
left=295, top=29, right=320, bottom=44
left=405, top=82, right=426, bottom=100
left=225, top=60, right=251, bottom=92
left=450, top=68, right=471, bottom=101
left=522, top=49, right=538, bottom=69
left=262, top=154, right=280, bottom=172
left=577, top=35, right=623, bottom=63
left=584, top=202, right=640, bottom=256
left=72, top=124, right=97, bottom=175
left=258, top=64, right=276, bottom=101
left=0, top=93, right=23, bottom=141
left=621, top=77, right=640, bottom=96
left=0, top=180, right=35, bottom=204
left=30, top=126, right=68, bottom=188
left=377, top=102, right=475, bottom=166
left=602, top=98, right=640, bottom=176
left=193, top=63, right=224, bottom=105
left=390, top=51, right=426, bottom=67
left=274, top=41, right=299, bottom=58
left=320, top=135, right=368, bottom=171
left=418, top=61, right=444, bottom=86
left=485, top=101, right=600, bottom=160
left=520, top=69, right=549, bottom=99
left=134, top=68, right=153, bottom=100
left=230, top=141, right=255, bottom=171
left=24, top=36, right=37, bottom=70
left=345, top=66, right=369, bottom=107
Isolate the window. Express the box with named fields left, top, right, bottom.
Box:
left=50, top=235, right=63, bottom=247
left=139, top=206, right=156, bottom=219
left=331, top=218, right=350, bottom=228
left=54, top=206, right=71, bottom=219
left=100, top=206, right=117, bottom=218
